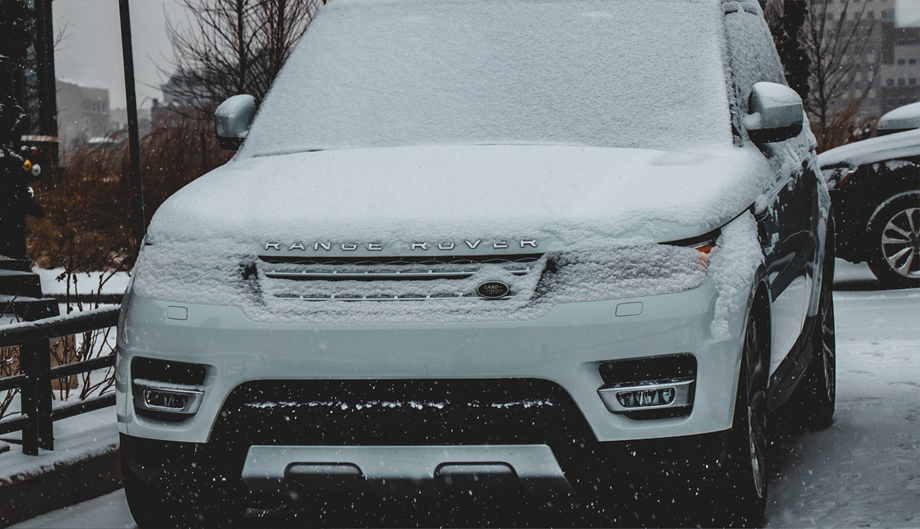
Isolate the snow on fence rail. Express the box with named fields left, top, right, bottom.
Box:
left=0, top=306, right=120, bottom=455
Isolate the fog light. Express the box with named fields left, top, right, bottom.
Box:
left=144, top=389, right=190, bottom=411
left=133, top=380, right=204, bottom=417
left=616, top=387, right=676, bottom=408
left=597, top=379, right=694, bottom=414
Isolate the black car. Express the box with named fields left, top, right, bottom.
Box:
left=820, top=128, right=920, bottom=287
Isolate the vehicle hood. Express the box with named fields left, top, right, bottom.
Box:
left=818, top=128, right=920, bottom=168
left=146, top=145, right=771, bottom=252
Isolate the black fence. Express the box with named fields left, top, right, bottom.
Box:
left=0, top=306, right=120, bottom=455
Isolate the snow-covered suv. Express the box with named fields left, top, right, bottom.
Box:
left=116, top=0, right=835, bottom=526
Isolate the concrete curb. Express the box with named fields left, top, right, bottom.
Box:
left=0, top=444, right=122, bottom=528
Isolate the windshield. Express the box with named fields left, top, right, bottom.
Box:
left=240, top=0, right=733, bottom=156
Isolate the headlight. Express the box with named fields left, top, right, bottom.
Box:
left=665, top=228, right=721, bottom=256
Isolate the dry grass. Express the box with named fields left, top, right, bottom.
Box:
left=811, top=100, right=880, bottom=153
left=3, top=114, right=229, bottom=420
left=26, top=115, right=231, bottom=271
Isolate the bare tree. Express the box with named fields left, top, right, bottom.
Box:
left=801, top=0, right=878, bottom=151
left=164, top=0, right=325, bottom=115
left=758, top=0, right=782, bottom=27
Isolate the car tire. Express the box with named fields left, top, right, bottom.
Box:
left=711, top=310, right=770, bottom=528
left=867, top=194, right=920, bottom=288
left=121, top=437, right=245, bottom=528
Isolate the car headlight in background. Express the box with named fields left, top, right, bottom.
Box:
left=822, top=165, right=857, bottom=189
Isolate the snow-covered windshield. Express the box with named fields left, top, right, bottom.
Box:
left=240, top=0, right=733, bottom=157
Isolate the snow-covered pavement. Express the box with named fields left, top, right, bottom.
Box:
left=11, top=261, right=919, bottom=528
left=765, top=261, right=920, bottom=528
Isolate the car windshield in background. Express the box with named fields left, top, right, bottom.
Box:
left=241, top=0, right=734, bottom=156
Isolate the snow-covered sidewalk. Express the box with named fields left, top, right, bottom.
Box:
left=765, top=283, right=920, bottom=527
left=0, top=407, right=120, bottom=527
left=1, top=407, right=117, bottom=487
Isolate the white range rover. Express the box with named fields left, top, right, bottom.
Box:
left=116, top=0, right=836, bottom=526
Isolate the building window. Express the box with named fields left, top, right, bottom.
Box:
left=898, top=78, right=906, bottom=86
left=911, top=78, right=918, bottom=86
left=898, top=59, right=907, bottom=65
left=887, top=78, right=896, bottom=86
left=910, top=59, right=918, bottom=65
left=868, top=11, right=875, bottom=19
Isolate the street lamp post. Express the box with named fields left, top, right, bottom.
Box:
left=118, top=0, right=146, bottom=250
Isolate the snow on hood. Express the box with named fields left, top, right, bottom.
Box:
left=818, top=129, right=920, bottom=168
left=147, top=145, right=771, bottom=250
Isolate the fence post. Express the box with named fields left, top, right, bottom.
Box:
left=19, top=338, right=54, bottom=454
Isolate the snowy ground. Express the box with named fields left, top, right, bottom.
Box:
left=31, top=269, right=130, bottom=298
left=10, top=260, right=919, bottom=528
left=0, top=407, right=117, bottom=486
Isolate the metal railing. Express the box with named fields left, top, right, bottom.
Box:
left=0, top=306, right=120, bottom=455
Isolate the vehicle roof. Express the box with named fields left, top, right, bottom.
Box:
left=818, top=128, right=920, bottom=168
left=877, top=102, right=920, bottom=133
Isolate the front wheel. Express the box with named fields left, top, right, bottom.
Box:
left=867, top=195, right=920, bottom=288
left=700, top=310, right=769, bottom=528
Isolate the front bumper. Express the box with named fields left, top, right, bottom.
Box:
left=115, top=271, right=748, bottom=445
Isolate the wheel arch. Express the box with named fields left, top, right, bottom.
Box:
left=866, top=190, right=920, bottom=231
left=748, top=279, right=773, bottom=379
left=731, top=272, right=772, bottom=412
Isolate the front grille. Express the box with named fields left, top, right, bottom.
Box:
left=255, top=254, right=545, bottom=302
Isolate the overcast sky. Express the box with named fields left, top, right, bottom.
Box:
left=53, top=0, right=185, bottom=109
left=53, top=0, right=920, bottom=110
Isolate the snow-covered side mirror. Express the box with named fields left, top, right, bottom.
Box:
left=215, top=95, right=257, bottom=151
left=744, top=82, right=804, bottom=144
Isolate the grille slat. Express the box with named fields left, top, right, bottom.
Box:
left=273, top=293, right=500, bottom=302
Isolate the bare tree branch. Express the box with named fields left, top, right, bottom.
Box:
left=162, top=0, right=326, bottom=117
left=802, top=0, right=878, bottom=150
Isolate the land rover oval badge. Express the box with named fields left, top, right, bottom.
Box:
left=477, top=281, right=510, bottom=299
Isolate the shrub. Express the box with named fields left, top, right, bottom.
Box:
left=26, top=114, right=230, bottom=271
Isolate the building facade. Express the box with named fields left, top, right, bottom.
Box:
left=820, top=0, right=920, bottom=117
left=55, top=79, right=111, bottom=153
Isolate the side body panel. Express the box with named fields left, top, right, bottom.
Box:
left=721, top=6, right=819, bottom=379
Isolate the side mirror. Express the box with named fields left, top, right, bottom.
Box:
left=215, top=95, right=257, bottom=151
left=744, top=82, right=804, bottom=144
